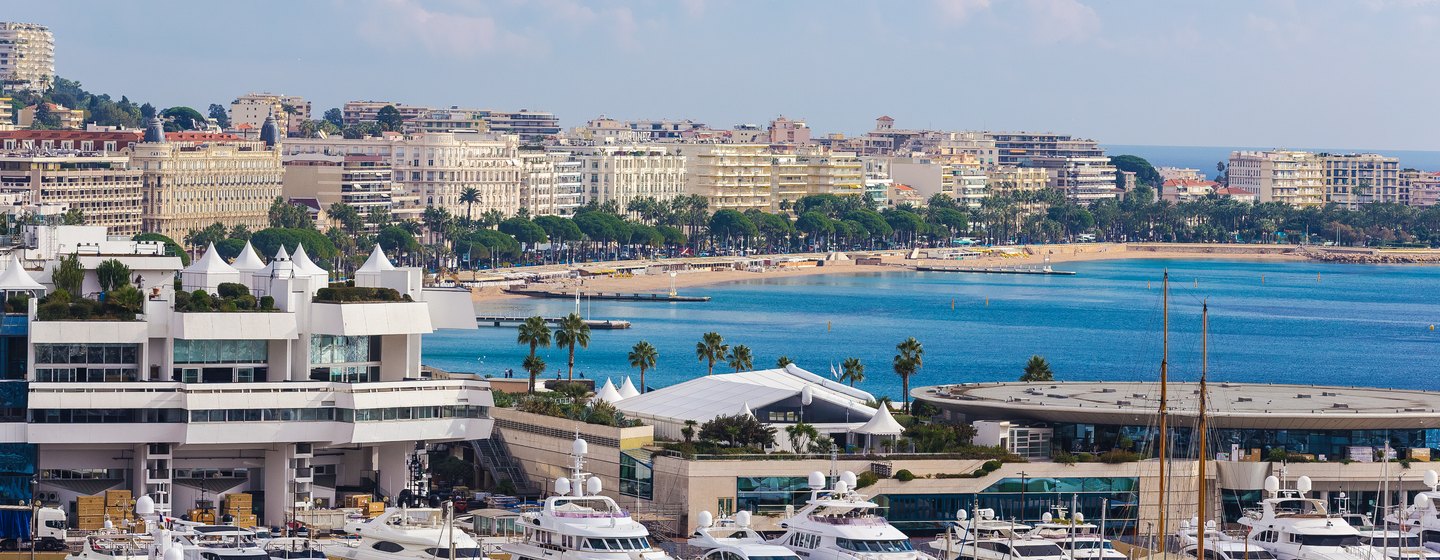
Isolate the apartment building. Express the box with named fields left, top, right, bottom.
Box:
left=393, top=131, right=522, bottom=219
left=1322, top=153, right=1401, bottom=208
left=987, top=132, right=1105, bottom=167
left=1228, top=150, right=1325, bottom=207
left=344, top=102, right=559, bottom=143
left=1403, top=170, right=1440, bottom=206
left=767, top=116, right=811, bottom=145
left=518, top=149, right=557, bottom=217
left=341, top=101, right=427, bottom=126
left=558, top=145, right=687, bottom=211
left=18, top=104, right=85, bottom=130
left=950, top=165, right=988, bottom=208
left=0, top=152, right=143, bottom=235
left=0, top=130, right=143, bottom=153
left=674, top=144, right=772, bottom=212
left=937, top=132, right=1000, bottom=168
left=0, top=224, right=488, bottom=526
left=129, top=118, right=284, bottom=239
left=887, top=154, right=983, bottom=203
left=282, top=154, right=394, bottom=233
left=0, top=23, right=53, bottom=93
left=799, top=148, right=864, bottom=202
left=861, top=157, right=892, bottom=206
left=769, top=153, right=806, bottom=211
left=1029, top=156, right=1120, bottom=201
left=230, top=93, right=310, bottom=135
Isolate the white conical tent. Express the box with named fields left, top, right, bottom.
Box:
left=855, top=404, right=904, bottom=452
left=182, top=243, right=240, bottom=292
left=358, top=245, right=395, bottom=272
left=740, top=402, right=754, bottom=418
left=289, top=244, right=330, bottom=285
left=596, top=379, right=623, bottom=404
left=231, top=240, right=265, bottom=272
left=0, top=254, right=44, bottom=296
left=617, top=377, right=640, bottom=399
left=259, top=245, right=294, bottom=279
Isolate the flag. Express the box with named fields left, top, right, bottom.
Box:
left=829, top=363, right=840, bottom=380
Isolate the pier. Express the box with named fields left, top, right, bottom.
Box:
left=475, top=316, right=632, bottom=329
left=504, top=288, right=711, bottom=302
left=915, top=265, right=1077, bottom=276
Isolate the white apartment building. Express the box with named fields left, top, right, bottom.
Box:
left=1157, top=166, right=1207, bottom=182
left=282, top=154, right=394, bottom=233
left=1228, top=150, right=1325, bottom=207
left=674, top=144, right=770, bottom=212
left=950, top=165, right=988, bottom=209
left=6, top=226, right=487, bottom=526
left=518, top=150, right=585, bottom=217
left=558, top=145, right=687, bottom=211
left=0, top=151, right=144, bottom=235
left=130, top=119, right=284, bottom=239
left=937, top=132, right=999, bottom=168
left=799, top=148, right=864, bottom=201
left=0, top=23, right=53, bottom=93
left=1404, top=170, right=1440, bottom=207
left=230, top=93, right=310, bottom=136
left=1030, top=156, right=1120, bottom=201
left=1322, top=153, right=1400, bottom=208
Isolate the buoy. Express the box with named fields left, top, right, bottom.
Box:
left=1148, top=281, right=1152, bottom=289
left=827, top=321, right=831, bottom=332
left=1317, top=272, right=1322, bottom=282
left=1431, top=324, right=1435, bottom=332
left=1261, top=274, right=1265, bottom=284
left=985, top=297, right=989, bottom=306
left=951, top=298, right=955, bottom=310
left=1194, top=278, right=1198, bottom=287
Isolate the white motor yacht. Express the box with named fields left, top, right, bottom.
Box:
left=926, top=509, right=1066, bottom=560
left=1236, top=475, right=1371, bottom=560
left=327, top=506, right=482, bottom=560
left=1028, top=510, right=1125, bottom=560
left=497, top=437, right=675, bottom=560
left=1175, top=518, right=1275, bottom=560
left=1387, top=470, right=1440, bottom=553
left=768, top=470, right=935, bottom=560
left=73, top=532, right=151, bottom=560
left=691, top=510, right=802, bottom=560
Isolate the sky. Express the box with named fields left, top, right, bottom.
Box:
left=8, top=0, right=1440, bottom=150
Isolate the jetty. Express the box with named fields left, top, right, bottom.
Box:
left=475, top=316, right=632, bottom=329
left=915, top=264, right=1076, bottom=276
left=504, top=288, right=711, bottom=302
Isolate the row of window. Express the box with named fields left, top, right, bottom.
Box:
left=174, top=339, right=268, bottom=364
left=35, top=343, right=138, bottom=366
left=36, top=367, right=139, bottom=383
left=190, top=405, right=487, bottom=423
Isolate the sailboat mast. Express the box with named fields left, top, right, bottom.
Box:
left=1198, top=302, right=1209, bottom=560
left=1158, top=271, right=1169, bottom=555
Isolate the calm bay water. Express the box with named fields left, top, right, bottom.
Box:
left=421, top=259, right=1440, bottom=400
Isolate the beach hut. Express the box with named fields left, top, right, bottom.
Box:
left=854, top=404, right=904, bottom=453
left=617, top=377, right=641, bottom=399
left=595, top=379, right=623, bottom=404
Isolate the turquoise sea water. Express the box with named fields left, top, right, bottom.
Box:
left=421, top=259, right=1440, bottom=400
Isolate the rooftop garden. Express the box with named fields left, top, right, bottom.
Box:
left=174, top=282, right=276, bottom=312
left=35, top=256, right=143, bottom=321
left=492, top=384, right=640, bottom=428
left=313, top=283, right=410, bottom=303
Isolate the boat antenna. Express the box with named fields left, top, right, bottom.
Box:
left=1198, top=300, right=1208, bottom=560
left=1157, top=270, right=1169, bottom=556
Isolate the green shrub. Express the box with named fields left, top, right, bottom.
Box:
left=217, top=283, right=250, bottom=298
left=314, top=286, right=403, bottom=303
left=894, top=469, right=915, bottom=482
left=1099, top=450, right=1142, bottom=464
left=4, top=293, right=29, bottom=314
left=981, top=460, right=1003, bottom=472
left=855, top=471, right=879, bottom=489
left=259, top=296, right=275, bottom=310
left=1054, top=451, right=1078, bottom=465
left=235, top=294, right=257, bottom=310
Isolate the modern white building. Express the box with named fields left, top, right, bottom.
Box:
left=1228, top=150, right=1325, bottom=207
left=0, top=23, right=53, bottom=93
left=230, top=93, right=311, bottom=136
left=0, top=226, right=489, bottom=527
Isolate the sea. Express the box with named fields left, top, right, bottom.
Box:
left=421, top=259, right=1440, bottom=400
left=1104, top=144, right=1440, bottom=179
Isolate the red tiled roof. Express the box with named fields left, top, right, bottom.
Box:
left=1164, top=179, right=1219, bottom=188
left=893, top=184, right=915, bottom=191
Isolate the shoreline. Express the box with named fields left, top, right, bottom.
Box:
left=473, top=242, right=1416, bottom=301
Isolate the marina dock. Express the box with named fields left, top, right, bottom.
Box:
left=475, top=315, right=632, bottom=329
left=916, top=264, right=1077, bottom=275
left=504, top=288, right=711, bottom=302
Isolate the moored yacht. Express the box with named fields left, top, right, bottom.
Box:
left=926, top=509, right=1065, bottom=560
left=768, top=471, right=935, bottom=560
left=1236, top=475, right=1370, bottom=560
left=497, top=437, right=675, bottom=560
left=327, top=506, right=482, bottom=560
left=1383, top=470, right=1440, bottom=557
left=691, top=510, right=801, bottom=560
left=1028, top=510, right=1124, bottom=560
left=1176, top=518, right=1275, bottom=560
left=74, top=533, right=150, bottom=560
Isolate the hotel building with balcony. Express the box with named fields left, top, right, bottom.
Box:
left=0, top=225, right=487, bottom=527
left=282, top=154, right=394, bottom=234
left=0, top=23, right=52, bottom=93
left=0, top=150, right=144, bottom=236
left=130, top=118, right=284, bottom=240
left=674, top=144, right=771, bottom=212
left=1321, top=153, right=1401, bottom=208
left=1228, top=150, right=1325, bottom=207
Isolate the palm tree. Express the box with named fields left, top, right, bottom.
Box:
left=522, top=355, right=546, bottom=395
left=727, top=344, right=753, bottom=372
left=892, top=337, right=924, bottom=413
left=776, top=356, right=793, bottom=368
left=841, top=357, right=865, bottom=387
left=695, top=332, right=728, bottom=376
left=459, top=187, right=480, bottom=225
left=1020, top=355, right=1054, bottom=382
left=516, top=316, right=551, bottom=393
left=627, top=341, right=658, bottom=394
left=554, top=313, right=591, bottom=381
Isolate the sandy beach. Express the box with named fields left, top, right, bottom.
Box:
left=471, top=242, right=1329, bottom=301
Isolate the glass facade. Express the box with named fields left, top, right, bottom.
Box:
left=29, top=408, right=185, bottom=423
left=309, top=335, right=381, bottom=382
left=874, top=476, right=1140, bottom=535
left=619, top=450, right=654, bottom=500
left=174, top=339, right=270, bottom=383
left=1052, top=422, right=1440, bottom=460
left=0, top=443, right=34, bottom=503
left=34, top=343, right=139, bottom=382
left=736, top=476, right=813, bottom=514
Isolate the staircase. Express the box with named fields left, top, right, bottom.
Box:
left=469, top=432, right=539, bottom=498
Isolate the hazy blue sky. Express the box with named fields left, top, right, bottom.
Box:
left=9, top=1, right=1439, bottom=149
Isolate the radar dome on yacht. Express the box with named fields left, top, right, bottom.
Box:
left=1042, top=512, right=1053, bottom=523
left=1191, top=516, right=1199, bottom=527
left=1426, top=469, right=1439, bottom=489
left=164, top=546, right=184, bottom=560
left=697, top=511, right=713, bottom=528
left=135, top=495, right=154, bottom=515
left=1417, top=494, right=1432, bottom=509
left=572, top=438, right=588, bottom=456
left=1074, top=512, right=1084, bottom=523
left=1206, top=520, right=1217, bottom=529
left=1181, top=520, right=1191, bottom=530
left=833, top=481, right=849, bottom=494
left=103, top=518, right=113, bottom=530
left=808, top=471, right=826, bottom=489
left=957, top=510, right=968, bottom=521
left=1264, top=475, right=1280, bottom=495
left=839, top=471, right=857, bottom=488
left=555, top=477, right=571, bottom=495
left=735, top=510, right=751, bottom=528
left=1297, top=476, right=1312, bottom=494
left=586, top=477, right=602, bottom=495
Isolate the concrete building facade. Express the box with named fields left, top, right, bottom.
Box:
left=0, top=23, right=52, bottom=93
left=0, top=152, right=143, bottom=235
left=557, top=145, right=687, bottom=211
left=1322, top=153, right=1401, bottom=207
left=130, top=123, right=284, bottom=239
left=392, top=131, right=522, bottom=219
left=230, top=93, right=310, bottom=136
left=1228, top=150, right=1325, bottom=207
left=281, top=154, right=394, bottom=233
left=676, top=144, right=772, bottom=212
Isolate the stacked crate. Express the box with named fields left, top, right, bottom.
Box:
left=104, top=490, right=132, bottom=526
left=224, top=493, right=256, bottom=528
left=76, top=495, right=106, bottom=530
left=342, top=494, right=370, bottom=509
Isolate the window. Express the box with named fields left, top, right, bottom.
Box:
left=371, top=542, right=405, bottom=553
left=425, top=548, right=483, bottom=559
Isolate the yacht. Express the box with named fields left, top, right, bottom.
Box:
left=259, top=537, right=327, bottom=560
left=926, top=509, right=1066, bottom=560
left=327, top=506, right=482, bottom=560
left=1176, top=518, right=1275, bottom=560
left=148, top=523, right=270, bottom=560
left=1028, top=510, right=1125, bottom=560
left=496, top=437, right=675, bottom=560
left=691, top=510, right=802, bottom=560
left=1382, top=470, right=1440, bottom=557
left=73, top=533, right=150, bottom=560
left=1236, top=475, right=1370, bottom=560
left=767, top=471, right=935, bottom=560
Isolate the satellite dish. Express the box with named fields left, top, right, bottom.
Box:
left=555, top=478, right=571, bottom=496
left=957, top=510, right=968, bottom=521
left=697, top=511, right=713, bottom=528
left=1416, top=494, right=1431, bottom=510
left=833, top=481, right=849, bottom=494
left=840, top=471, right=858, bottom=488
left=1074, top=512, right=1084, bottom=524
left=1426, top=470, right=1439, bottom=489
left=164, top=547, right=184, bottom=560
left=801, top=386, right=813, bottom=406
left=808, top=471, right=826, bottom=489
left=736, top=510, right=752, bottom=528
left=135, top=495, right=155, bottom=516
left=1206, top=520, right=1217, bottom=530
left=586, top=477, right=602, bottom=496
left=572, top=438, right=589, bottom=457
left=1264, top=475, right=1280, bottom=495
left=1297, top=476, right=1312, bottom=495
left=1042, top=512, right=1053, bottom=523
